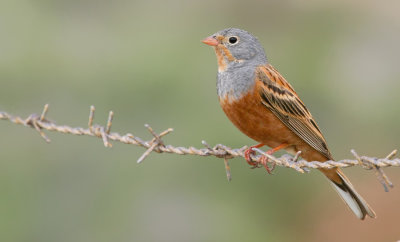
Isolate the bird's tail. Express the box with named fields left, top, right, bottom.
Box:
left=321, top=168, right=376, bottom=220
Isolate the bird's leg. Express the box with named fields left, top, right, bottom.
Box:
left=244, top=143, right=265, bottom=168
left=259, top=143, right=289, bottom=174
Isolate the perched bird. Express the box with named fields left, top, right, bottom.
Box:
left=202, top=28, right=376, bottom=220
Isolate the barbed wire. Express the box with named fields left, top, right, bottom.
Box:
left=0, top=104, right=398, bottom=191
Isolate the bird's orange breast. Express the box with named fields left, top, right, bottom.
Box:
left=219, top=84, right=297, bottom=149
left=219, top=80, right=329, bottom=162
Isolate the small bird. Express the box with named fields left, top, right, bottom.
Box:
left=202, top=28, right=376, bottom=220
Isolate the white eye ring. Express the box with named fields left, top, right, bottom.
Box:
left=227, top=36, right=239, bottom=45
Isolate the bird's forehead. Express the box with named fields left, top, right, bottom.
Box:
left=216, top=28, right=248, bottom=37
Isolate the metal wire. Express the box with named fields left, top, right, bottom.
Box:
left=0, top=104, right=398, bottom=189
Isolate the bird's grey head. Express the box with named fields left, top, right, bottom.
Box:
left=202, top=28, right=268, bottom=72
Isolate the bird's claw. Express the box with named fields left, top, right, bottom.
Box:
left=244, top=147, right=259, bottom=168
left=244, top=146, right=275, bottom=174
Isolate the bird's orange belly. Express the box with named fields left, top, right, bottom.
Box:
left=219, top=90, right=299, bottom=149
left=219, top=90, right=328, bottom=162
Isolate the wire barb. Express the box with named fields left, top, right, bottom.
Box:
left=88, top=105, right=95, bottom=133
left=0, top=105, right=399, bottom=190
left=351, top=149, right=394, bottom=192
left=204, top=140, right=233, bottom=181
left=106, top=111, right=114, bottom=135
left=136, top=124, right=173, bottom=163
left=223, top=157, right=232, bottom=182
left=40, top=104, right=49, bottom=121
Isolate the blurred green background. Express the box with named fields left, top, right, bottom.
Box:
left=1, top=0, right=400, bottom=241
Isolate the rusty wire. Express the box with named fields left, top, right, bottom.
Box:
left=0, top=104, right=398, bottom=190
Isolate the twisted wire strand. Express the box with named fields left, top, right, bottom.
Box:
left=0, top=104, right=398, bottom=189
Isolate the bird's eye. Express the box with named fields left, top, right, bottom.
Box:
left=228, top=36, right=239, bottom=45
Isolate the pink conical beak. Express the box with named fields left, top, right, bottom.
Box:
left=202, top=36, right=218, bottom=46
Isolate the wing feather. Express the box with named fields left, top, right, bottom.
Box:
left=256, top=65, right=332, bottom=160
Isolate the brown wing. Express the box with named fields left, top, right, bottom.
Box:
left=256, top=64, right=333, bottom=160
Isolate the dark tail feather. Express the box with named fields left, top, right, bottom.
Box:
left=329, top=170, right=376, bottom=220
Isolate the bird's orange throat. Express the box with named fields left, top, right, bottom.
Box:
left=213, top=44, right=239, bottom=73
left=213, top=46, right=228, bottom=72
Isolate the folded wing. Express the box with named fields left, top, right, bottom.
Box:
left=256, top=65, right=333, bottom=160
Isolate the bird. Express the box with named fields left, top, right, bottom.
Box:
left=202, top=28, right=376, bottom=220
